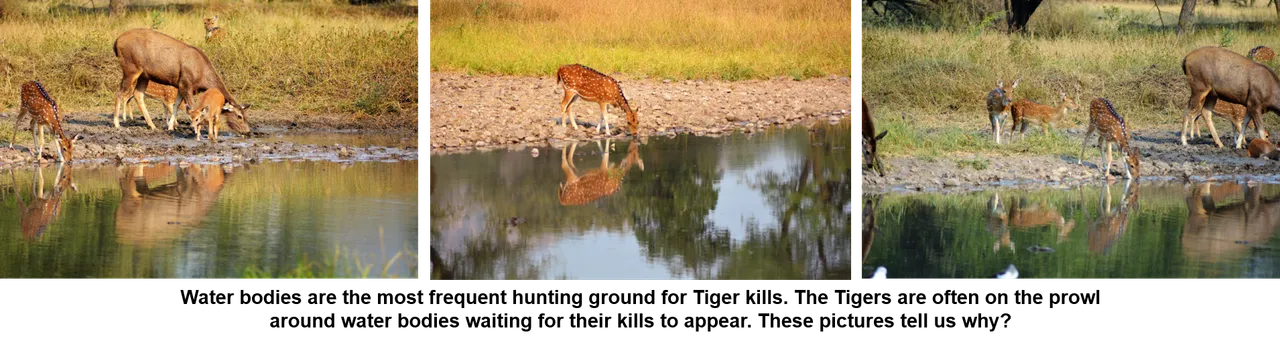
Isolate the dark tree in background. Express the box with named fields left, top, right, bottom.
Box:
left=1178, top=0, right=1197, bottom=35
left=1007, top=0, right=1044, bottom=33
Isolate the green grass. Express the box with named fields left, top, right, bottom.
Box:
left=0, top=1, right=417, bottom=127
left=430, top=0, right=850, bottom=80
left=864, top=1, right=1280, bottom=159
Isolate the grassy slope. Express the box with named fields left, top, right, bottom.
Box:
left=0, top=1, right=417, bottom=127
left=864, top=2, right=1280, bottom=159
left=430, top=0, right=851, bottom=80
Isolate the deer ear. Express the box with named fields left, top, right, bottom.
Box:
left=72, top=134, right=83, bottom=142
left=997, top=80, right=1004, bottom=88
left=1012, top=79, right=1020, bottom=88
left=875, top=130, right=888, bottom=141
left=241, top=103, right=251, bottom=110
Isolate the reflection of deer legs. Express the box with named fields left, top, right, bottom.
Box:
left=598, top=139, right=611, bottom=170
left=560, top=142, right=580, bottom=185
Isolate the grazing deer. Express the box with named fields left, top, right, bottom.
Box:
left=204, top=16, right=226, bottom=42
left=1189, top=100, right=1266, bottom=147
left=1182, top=182, right=1280, bottom=263
left=1079, top=98, right=1140, bottom=180
left=555, top=64, right=640, bottom=136
left=187, top=89, right=244, bottom=142
left=1087, top=180, right=1138, bottom=255
left=862, top=99, right=888, bottom=176
left=1181, top=46, right=1280, bottom=148
left=123, top=82, right=179, bottom=125
left=112, top=28, right=250, bottom=134
left=558, top=139, right=644, bottom=206
left=115, top=163, right=229, bottom=246
left=1249, top=45, right=1275, bottom=63
left=12, top=164, right=75, bottom=240
left=12, top=81, right=82, bottom=162
left=984, top=78, right=1019, bottom=144
left=1009, top=90, right=1080, bottom=139
left=1249, top=137, right=1280, bottom=159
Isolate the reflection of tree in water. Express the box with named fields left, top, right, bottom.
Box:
left=625, top=135, right=727, bottom=278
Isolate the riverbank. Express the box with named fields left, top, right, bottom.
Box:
left=429, top=72, right=852, bottom=153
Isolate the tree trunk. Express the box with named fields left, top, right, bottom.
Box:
left=1178, top=0, right=1197, bottom=35
left=1274, top=0, right=1280, bottom=22
left=1008, top=0, right=1044, bottom=34
left=109, top=0, right=126, bottom=17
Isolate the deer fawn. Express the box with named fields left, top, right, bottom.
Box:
left=13, top=164, right=75, bottom=240
left=1249, top=46, right=1275, bottom=63
left=862, top=99, right=888, bottom=176
left=1009, top=90, right=1080, bottom=139
left=123, top=82, right=180, bottom=126
left=556, top=64, right=640, bottom=136
left=1190, top=100, right=1266, bottom=148
left=1079, top=98, right=1140, bottom=180
left=558, top=139, right=644, bottom=206
left=1248, top=137, right=1280, bottom=159
left=187, top=89, right=245, bottom=142
left=204, top=16, right=226, bottom=42
left=984, top=78, right=1019, bottom=144
left=12, top=81, right=82, bottom=162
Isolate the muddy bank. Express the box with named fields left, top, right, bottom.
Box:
left=430, top=72, right=852, bottom=153
left=864, top=127, right=1280, bottom=194
left=0, top=110, right=418, bottom=167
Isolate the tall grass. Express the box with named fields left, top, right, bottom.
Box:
left=430, top=0, right=850, bottom=80
left=864, top=2, right=1280, bottom=157
left=0, top=1, right=417, bottom=127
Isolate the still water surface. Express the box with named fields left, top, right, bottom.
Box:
left=431, top=120, right=851, bottom=279
left=864, top=179, right=1280, bottom=278
left=0, top=160, right=418, bottom=278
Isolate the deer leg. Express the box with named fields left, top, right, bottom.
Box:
left=1233, top=116, right=1246, bottom=149
left=165, top=94, right=179, bottom=131
left=34, top=126, right=45, bottom=160
left=1104, top=142, right=1114, bottom=178
left=990, top=111, right=1002, bottom=144
left=1078, top=125, right=1095, bottom=165
left=1182, top=89, right=1211, bottom=145
left=598, top=102, right=609, bottom=134
left=1252, top=106, right=1269, bottom=143
left=11, top=107, right=26, bottom=149
left=1202, top=97, right=1226, bottom=148
left=133, top=80, right=158, bottom=130
left=559, top=91, right=573, bottom=129
left=113, top=71, right=143, bottom=128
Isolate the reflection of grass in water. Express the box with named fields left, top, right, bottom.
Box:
left=243, top=227, right=418, bottom=278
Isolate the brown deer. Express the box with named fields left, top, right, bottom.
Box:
left=1182, top=182, right=1280, bottom=264
left=187, top=89, right=243, bottom=142
left=12, top=81, right=82, bottom=162
left=12, top=164, right=75, bottom=240
left=1079, top=98, right=1140, bottom=180
left=1086, top=180, right=1138, bottom=255
left=115, top=163, right=230, bottom=247
left=555, top=64, right=640, bottom=136
left=1009, top=90, right=1079, bottom=139
left=204, top=16, right=226, bottom=42
left=1181, top=46, right=1280, bottom=148
left=558, top=139, right=644, bottom=206
left=1188, top=100, right=1266, bottom=147
left=984, top=78, right=1019, bottom=144
left=123, top=82, right=179, bottom=125
left=111, top=28, right=250, bottom=134
left=1249, top=137, right=1280, bottom=159
left=1249, top=45, right=1275, bottom=63
left=862, top=99, right=888, bottom=176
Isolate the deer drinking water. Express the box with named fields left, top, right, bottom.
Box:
left=558, top=139, right=644, bottom=206
left=984, top=78, right=1019, bottom=144
left=862, top=99, right=888, bottom=176
left=555, top=64, right=640, bottom=136
left=1079, top=98, right=1140, bottom=180
left=111, top=28, right=250, bottom=135
left=1181, top=46, right=1280, bottom=149
left=12, top=81, right=81, bottom=162
left=186, top=89, right=241, bottom=142
left=1009, top=90, right=1080, bottom=139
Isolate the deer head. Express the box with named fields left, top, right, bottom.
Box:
left=57, top=134, right=83, bottom=162
left=223, top=103, right=252, bottom=134
left=204, top=16, right=220, bottom=31
left=1126, top=146, right=1142, bottom=180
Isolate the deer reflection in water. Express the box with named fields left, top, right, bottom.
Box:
left=987, top=192, right=1077, bottom=252
left=1182, top=181, right=1280, bottom=263
left=115, top=163, right=231, bottom=246
left=13, top=163, right=76, bottom=239
left=558, top=138, right=644, bottom=206
left=1085, top=181, right=1139, bottom=255
left=862, top=195, right=882, bottom=261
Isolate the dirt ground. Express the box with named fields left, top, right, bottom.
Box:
left=429, top=72, right=853, bottom=153
left=864, top=127, right=1280, bottom=194
left=0, top=110, right=418, bottom=167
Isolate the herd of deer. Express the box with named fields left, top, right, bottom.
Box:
left=11, top=18, right=251, bottom=164
left=862, top=45, right=1280, bottom=182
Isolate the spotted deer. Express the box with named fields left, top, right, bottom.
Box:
left=1249, top=137, right=1280, bottom=159
left=204, top=16, right=225, bottom=42
left=1181, top=46, right=1280, bottom=148
left=862, top=99, right=888, bottom=176
left=1249, top=45, right=1274, bottom=63
left=12, top=164, right=75, bottom=240
left=1009, top=90, right=1080, bottom=139
left=555, top=64, right=640, bottom=136
left=1188, top=100, right=1266, bottom=147
left=558, top=139, right=644, bottom=206
left=12, top=81, right=82, bottom=162
left=984, top=78, right=1019, bottom=144
left=1079, top=98, right=1140, bottom=180
left=1087, top=180, right=1138, bottom=255
left=1181, top=182, right=1280, bottom=263
left=123, top=82, right=179, bottom=125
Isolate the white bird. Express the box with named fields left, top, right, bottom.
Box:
left=870, top=264, right=890, bottom=286
left=995, top=264, right=1019, bottom=279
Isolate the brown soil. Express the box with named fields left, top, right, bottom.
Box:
left=864, top=127, right=1280, bottom=194
left=429, top=72, right=853, bottom=153
left=0, top=110, right=417, bottom=167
